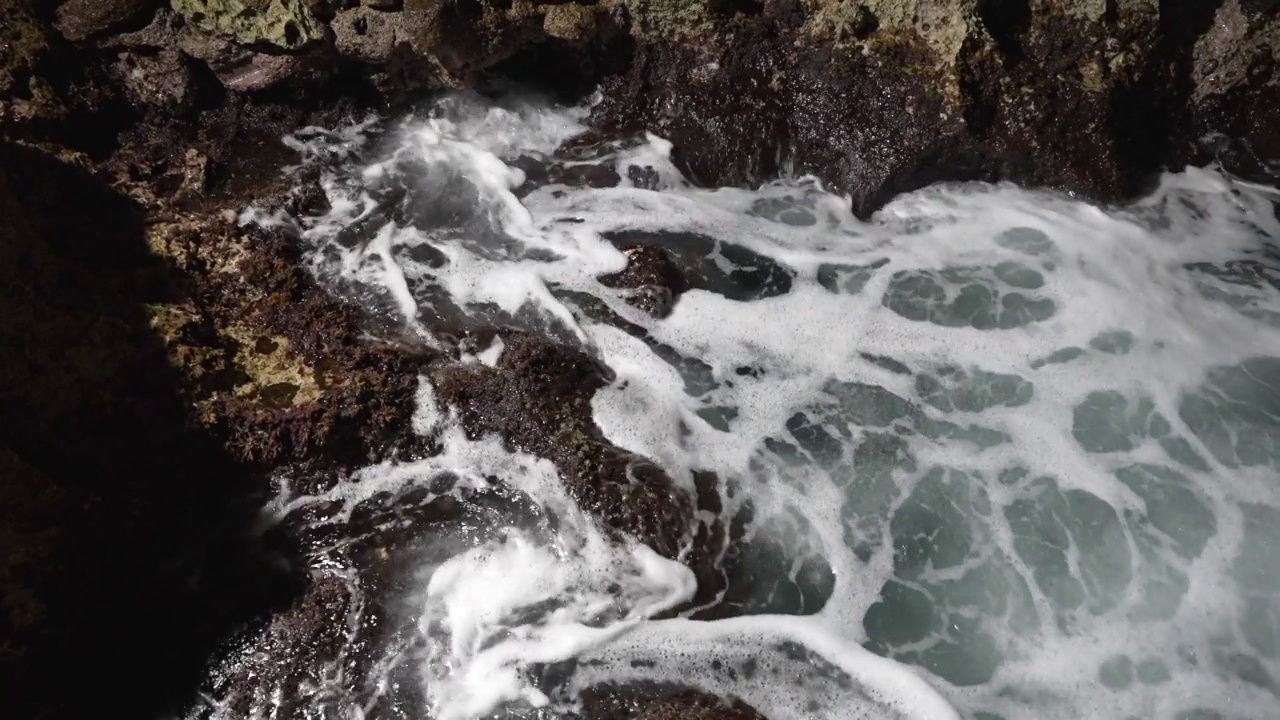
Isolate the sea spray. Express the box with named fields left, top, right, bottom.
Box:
left=214, top=91, right=1280, bottom=720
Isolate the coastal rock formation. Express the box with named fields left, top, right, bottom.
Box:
left=2, top=1, right=1279, bottom=719
left=6, top=1, right=1274, bottom=209
left=595, top=0, right=1278, bottom=214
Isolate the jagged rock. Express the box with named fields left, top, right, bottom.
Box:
left=55, top=0, right=156, bottom=42
left=178, top=28, right=313, bottom=91
left=171, top=0, right=326, bottom=49
left=113, top=49, right=197, bottom=112
left=599, top=244, right=689, bottom=319
left=204, top=574, right=357, bottom=717
left=434, top=333, right=695, bottom=559
left=102, top=6, right=186, bottom=48
left=544, top=3, right=599, bottom=43
left=590, top=0, right=1277, bottom=216
left=1194, top=0, right=1280, bottom=161
left=332, top=5, right=399, bottom=64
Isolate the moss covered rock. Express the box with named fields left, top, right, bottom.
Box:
left=171, top=0, right=325, bottom=49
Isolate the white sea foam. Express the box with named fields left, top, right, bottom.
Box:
left=235, top=91, right=1280, bottom=720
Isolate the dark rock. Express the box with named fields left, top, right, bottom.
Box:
left=204, top=574, right=358, bottom=717
left=0, top=0, right=56, bottom=123
left=332, top=5, right=400, bottom=64
left=592, top=2, right=1279, bottom=216
left=0, top=139, right=300, bottom=720
left=579, top=682, right=768, bottom=720
left=599, top=244, right=689, bottom=319
left=113, top=49, right=198, bottom=112
left=434, top=333, right=694, bottom=559
left=1193, top=0, right=1280, bottom=169
left=55, top=0, right=155, bottom=42
left=512, top=154, right=623, bottom=195
left=600, top=230, right=793, bottom=302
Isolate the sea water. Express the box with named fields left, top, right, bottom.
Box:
left=221, top=92, right=1280, bottom=720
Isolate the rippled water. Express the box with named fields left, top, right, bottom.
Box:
left=217, top=92, right=1280, bottom=720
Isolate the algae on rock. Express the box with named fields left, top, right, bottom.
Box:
left=171, top=0, right=325, bottom=49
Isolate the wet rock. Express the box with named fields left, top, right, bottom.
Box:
left=433, top=333, right=695, bottom=559
left=588, top=1, right=1269, bottom=213
left=601, top=230, right=793, bottom=302
left=102, top=6, right=186, bottom=48
left=599, top=244, right=689, bottom=318
left=0, top=138, right=308, bottom=720
left=179, top=28, right=317, bottom=91
left=401, top=0, right=551, bottom=88
left=54, top=0, right=156, bottom=42
left=512, top=154, right=623, bottom=195
left=579, top=682, right=768, bottom=720
left=595, top=1, right=1279, bottom=215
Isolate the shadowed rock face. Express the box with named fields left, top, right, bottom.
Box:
left=5, top=0, right=1278, bottom=211
left=591, top=0, right=1276, bottom=216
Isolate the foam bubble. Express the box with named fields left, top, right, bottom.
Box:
left=236, top=91, right=1280, bottom=720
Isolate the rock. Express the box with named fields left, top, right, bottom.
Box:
left=332, top=5, right=399, bottom=64
left=54, top=0, right=155, bottom=42
left=113, top=49, right=197, bottom=112
left=579, top=682, right=769, bottom=720
left=593, top=24, right=969, bottom=217
left=0, top=0, right=52, bottom=117
left=178, top=28, right=311, bottom=91
left=204, top=574, right=358, bottom=717
left=171, top=0, right=326, bottom=49
left=805, top=0, right=976, bottom=69
left=434, top=333, right=695, bottom=559
left=102, top=6, right=186, bottom=48
left=363, top=0, right=403, bottom=9
left=544, top=3, right=598, bottom=43
left=510, top=154, right=623, bottom=195
left=105, top=8, right=316, bottom=92
left=1193, top=0, right=1280, bottom=162
left=592, top=1, right=1277, bottom=216
left=599, top=244, right=689, bottom=319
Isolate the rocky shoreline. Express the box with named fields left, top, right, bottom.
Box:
left=2, top=1, right=1278, bottom=718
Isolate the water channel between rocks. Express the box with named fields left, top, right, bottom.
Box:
left=199, top=92, right=1280, bottom=720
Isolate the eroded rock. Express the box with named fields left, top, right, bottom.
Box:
left=434, top=333, right=695, bottom=559
left=203, top=574, right=358, bottom=717
left=112, top=48, right=197, bottom=112
left=332, top=4, right=400, bottom=64
left=1194, top=0, right=1280, bottom=163
left=55, top=0, right=156, bottom=42
left=599, top=244, right=689, bottom=318
left=171, top=0, right=327, bottom=49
